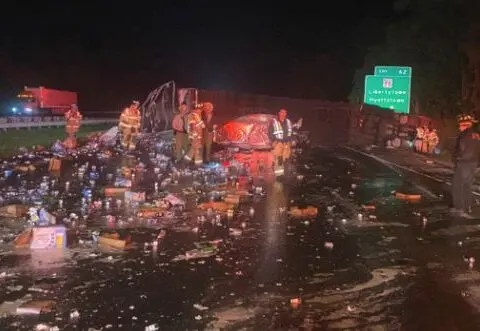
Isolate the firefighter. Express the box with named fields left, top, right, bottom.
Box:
left=64, top=104, right=82, bottom=149
left=119, top=101, right=141, bottom=150
left=172, top=103, right=189, bottom=162
left=184, top=104, right=205, bottom=165
left=202, top=102, right=216, bottom=163
left=421, top=125, right=429, bottom=153
left=269, top=108, right=293, bottom=176
left=451, top=113, right=480, bottom=218
left=414, top=126, right=424, bottom=152
left=427, top=128, right=439, bottom=154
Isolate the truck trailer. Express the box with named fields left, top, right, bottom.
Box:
left=141, top=80, right=349, bottom=136
left=12, top=86, right=78, bottom=115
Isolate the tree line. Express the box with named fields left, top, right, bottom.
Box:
left=349, top=0, right=480, bottom=118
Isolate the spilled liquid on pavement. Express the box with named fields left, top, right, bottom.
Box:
left=0, top=143, right=479, bottom=330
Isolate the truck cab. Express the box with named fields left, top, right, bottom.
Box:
left=12, top=90, right=37, bottom=115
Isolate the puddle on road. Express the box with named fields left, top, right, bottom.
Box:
left=431, top=224, right=480, bottom=237
left=206, top=264, right=417, bottom=330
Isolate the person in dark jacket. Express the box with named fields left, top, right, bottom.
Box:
left=451, top=113, right=480, bottom=218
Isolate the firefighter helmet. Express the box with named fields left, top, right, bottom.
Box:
left=457, top=113, right=477, bottom=123
left=203, top=102, right=214, bottom=112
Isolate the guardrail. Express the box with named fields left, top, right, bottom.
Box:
left=82, top=111, right=120, bottom=118
left=0, top=118, right=117, bottom=131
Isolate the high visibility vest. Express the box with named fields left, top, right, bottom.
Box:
left=272, top=118, right=292, bottom=141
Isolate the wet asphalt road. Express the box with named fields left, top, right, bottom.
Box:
left=1, top=145, right=480, bottom=330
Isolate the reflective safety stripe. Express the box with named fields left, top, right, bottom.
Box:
left=416, top=128, right=424, bottom=138
left=272, top=119, right=283, bottom=140
left=120, top=108, right=140, bottom=127
left=189, top=114, right=204, bottom=128
left=194, top=159, right=203, bottom=165
left=272, top=118, right=292, bottom=141
left=274, top=168, right=284, bottom=176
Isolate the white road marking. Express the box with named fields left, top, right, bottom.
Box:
left=344, top=146, right=480, bottom=197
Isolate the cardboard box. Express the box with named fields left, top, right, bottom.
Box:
left=0, top=204, right=29, bottom=217
left=224, top=194, right=241, bottom=205
left=99, top=233, right=131, bottom=249
left=48, top=158, right=61, bottom=172
left=137, top=207, right=168, bottom=217
left=15, top=165, right=36, bottom=172
left=125, top=191, right=145, bottom=203
left=395, top=192, right=421, bottom=202
left=288, top=206, right=318, bottom=218
left=14, top=228, right=33, bottom=248
left=30, top=226, right=67, bottom=249
left=197, top=201, right=235, bottom=212
left=16, top=300, right=56, bottom=315
left=104, top=187, right=128, bottom=197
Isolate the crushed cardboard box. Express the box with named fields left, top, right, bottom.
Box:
left=14, top=228, right=33, bottom=248
left=395, top=192, right=421, bottom=202
left=16, top=300, right=56, bottom=315
left=0, top=204, right=29, bottom=217
left=99, top=232, right=131, bottom=249
left=137, top=206, right=169, bottom=218
left=48, top=158, right=61, bottom=172
left=224, top=194, right=241, bottom=205
left=104, top=187, right=128, bottom=197
left=198, top=201, right=235, bottom=212
left=15, top=164, right=36, bottom=172
left=288, top=206, right=318, bottom=218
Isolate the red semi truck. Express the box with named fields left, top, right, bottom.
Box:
left=12, top=86, right=78, bottom=115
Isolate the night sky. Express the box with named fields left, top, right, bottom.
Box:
left=0, top=2, right=395, bottom=111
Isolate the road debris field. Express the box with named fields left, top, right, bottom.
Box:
left=1, top=132, right=480, bottom=330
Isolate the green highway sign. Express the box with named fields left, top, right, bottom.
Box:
left=364, top=75, right=412, bottom=113
left=374, top=66, right=412, bottom=77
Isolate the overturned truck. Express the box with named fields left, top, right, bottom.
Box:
left=141, top=81, right=354, bottom=147
left=349, top=104, right=442, bottom=148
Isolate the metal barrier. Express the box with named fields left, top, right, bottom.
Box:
left=81, top=111, right=120, bottom=118
left=0, top=118, right=117, bottom=131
